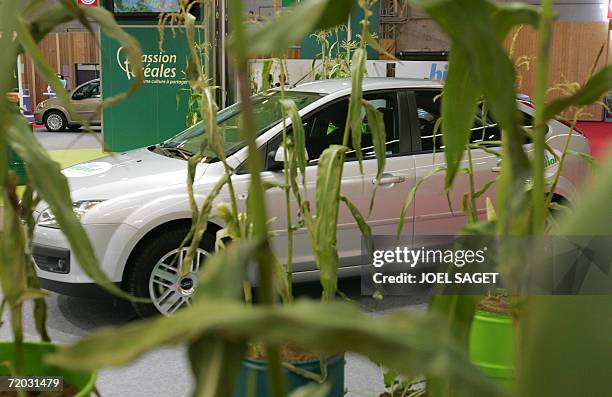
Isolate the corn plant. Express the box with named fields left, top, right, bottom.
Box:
left=403, top=0, right=611, bottom=396
left=41, top=1, right=501, bottom=397
left=310, top=26, right=357, bottom=81
left=2, top=1, right=610, bottom=397
left=0, top=0, right=146, bottom=380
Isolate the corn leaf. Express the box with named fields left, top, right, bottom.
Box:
left=272, top=252, right=293, bottom=304
left=413, top=0, right=532, bottom=231
left=439, top=47, right=480, bottom=189
left=280, top=99, right=307, bottom=181
left=21, top=4, right=75, bottom=45
left=560, top=155, right=612, bottom=235
left=346, top=48, right=367, bottom=171
left=180, top=174, right=229, bottom=276
left=365, top=32, right=397, bottom=60
left=427, top=295, right=481, bottom=397
left=47, top=299, right=501, bottom=397
left=340, top=195, right=373, bottom=256
left=493, top=2, right=541, bottom=38
left=5, top=116, right=136, bottom=301
left=543, top=65, right=612, bottom=121
left=261, top=59, right=274, bottom=92
left=397, top=167, right=446, bottom=238
left=21, top=188, right=49, bottom=342
left=312, top=145, right=348, bottom=301
left=15, top=19, right=80, bottom=127
left=238, top=0, right=356, bottom=59
left=362, top=99, right=387, bottom=207
left=518, top=296, right=612, bottom=397
left=194, top=239, right=263, bottom=302
left=188, top=335, right=247, bottom=397
left=78, top=6, right=143, bottom=106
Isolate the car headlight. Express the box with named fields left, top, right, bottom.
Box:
left=35, top=101, right=45, bottom=111
left=37, top=200, right=105, bottom=228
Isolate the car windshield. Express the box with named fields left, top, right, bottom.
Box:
left=161, top=91, right=323, bottom=161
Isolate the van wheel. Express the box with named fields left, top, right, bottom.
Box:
left=44, top=110, right=67, bottom=132
left=124, top=226, right=215, bottom=317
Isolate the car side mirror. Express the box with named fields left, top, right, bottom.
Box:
left=267, top=146, right=309, bottom=172
left=267, top=149, right=285, bottom=172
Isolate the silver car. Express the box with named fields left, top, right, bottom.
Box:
left=32, top=78, right=591, bottom=316
left=34, top=79, right=101, bottom=132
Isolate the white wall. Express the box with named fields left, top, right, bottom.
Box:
left=248, top=59, right=449, bottom=92
left=521, top=0, right=610, bottom=21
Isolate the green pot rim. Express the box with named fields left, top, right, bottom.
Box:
left=243, top=353, right=345, bottom=367
left=474, top=310, right=513, bottom=321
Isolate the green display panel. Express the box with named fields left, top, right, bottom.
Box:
left=299, top=3, right=380, bottom=60
left=101, top=26, right=201, bottom=152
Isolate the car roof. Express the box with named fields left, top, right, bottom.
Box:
left=286, top=77, right=443, bottom=94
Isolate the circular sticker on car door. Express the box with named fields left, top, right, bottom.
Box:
left=63, top=162, right=112, bottom=178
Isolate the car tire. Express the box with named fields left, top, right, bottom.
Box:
left=124, top=225, right=215, bottom=318
left=43, top=110, right=67, bottom=132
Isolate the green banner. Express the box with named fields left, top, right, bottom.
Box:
left=101, top=26, right=199, bottom=152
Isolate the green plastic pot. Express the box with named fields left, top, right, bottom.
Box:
left=0, top=341, right=97, bottom=396
left=8, top=147, right=27, bottom=185
left=233, top=354, right=345, bottom=397
left=7, top=122, right=32, bottom=186
left=469, top=311, right=515, bottom=390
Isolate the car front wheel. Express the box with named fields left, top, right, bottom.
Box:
left=124, top=226, right=214, bottom=317
left=44, top=110, right=67, bottom=132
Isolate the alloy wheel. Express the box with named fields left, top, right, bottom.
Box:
left=148, top=247, right=208, bottom=316
left=46, top=113, right=64, bottom=131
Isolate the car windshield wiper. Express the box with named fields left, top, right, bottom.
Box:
left=157, top=143, right=194, bottom=160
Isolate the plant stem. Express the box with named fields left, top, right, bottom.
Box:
left=280, top=61, right=294, bottom=300
left=466, top=144, right=477, bottom=223
left=227, top=1, right=285, bottom=395
left=544, top=114, right=578, bottom=209
left=531, top=0, right=554, bottom=235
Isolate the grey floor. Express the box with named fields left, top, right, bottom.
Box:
left=0, top=281, right=428, bottom=397
left=33, top=126, right=102, bottom=150
left=0, top=127, right=430, bottom=397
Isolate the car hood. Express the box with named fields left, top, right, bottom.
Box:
left=62, top=147, right=206, bottom=201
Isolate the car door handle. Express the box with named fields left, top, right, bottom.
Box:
left=372, top=174, right=406, bottom=186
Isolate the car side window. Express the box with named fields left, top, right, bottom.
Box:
left=73, top=82, right=99, bottom=100
left=265, top=92, right=401, bottom=167
left=413, top=90, right=533, bottom=152
left=91, top=83, right=100, bottom=97
left=470, top=106, right=501, bottom=145
left=414, top=90, right=443, bottom=152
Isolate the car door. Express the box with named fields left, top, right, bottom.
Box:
left=71, top=81, right=101, bottom=123
left=409, top=89, right=501, bottom=235
left=260, top=90, right=417, bottom=272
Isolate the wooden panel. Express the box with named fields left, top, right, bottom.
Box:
left=505, top=21, right=609, bottom=121
left=23, top=31, right=100, bottom=109
left=379, top=38, right=396, bottom=60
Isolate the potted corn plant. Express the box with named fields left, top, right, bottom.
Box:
left=0, top=1, right=144, bottom=395
left=35, top=1, right=612, bottom=397
left=43, top=2, right=499, bottom=397
left=162, top=1, right=382, bottom=395
left=402, top=0, right=612, bottom=394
